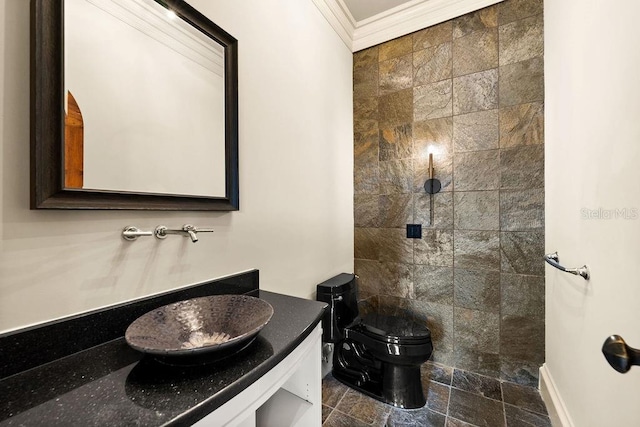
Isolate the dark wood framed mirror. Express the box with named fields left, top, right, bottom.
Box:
left=31, top=0, right=239, bottom=210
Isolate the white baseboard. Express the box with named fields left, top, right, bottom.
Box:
left=539, top=364, right=574, bottom=427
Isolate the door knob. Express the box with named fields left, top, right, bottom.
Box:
left=602, top=335, right=640, bottom=373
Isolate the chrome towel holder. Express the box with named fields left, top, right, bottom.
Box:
left=544, top=251, right=590, bottom=280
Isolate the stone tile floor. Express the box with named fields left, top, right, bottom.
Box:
left=322, top=362, right=552, bottom=427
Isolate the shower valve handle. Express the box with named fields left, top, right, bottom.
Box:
left=602, top=335, right=640, bottom=373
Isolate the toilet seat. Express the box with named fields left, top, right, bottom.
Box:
left=349, top=313, right=431, bottom=345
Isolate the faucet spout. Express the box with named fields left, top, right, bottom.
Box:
left=153, top=224, right=213, bottom=242
left=182, top=225, right=199, bottom=243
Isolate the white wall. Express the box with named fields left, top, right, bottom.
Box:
left=544, top=0, right=640, bottom=425
left=0, top=0, right=353, bottom=333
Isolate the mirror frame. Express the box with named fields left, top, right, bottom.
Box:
left=31, top=0, right=239, bottom=210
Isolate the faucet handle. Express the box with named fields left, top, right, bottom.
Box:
left=122, top=226, right=153, bottom=241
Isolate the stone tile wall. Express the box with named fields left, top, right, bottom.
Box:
left=353, top=0, right=544, bottom=386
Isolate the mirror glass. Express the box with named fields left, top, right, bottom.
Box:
left=31, top=0, right=239, bottom=210
left=64, top=0, right=226, bottom=197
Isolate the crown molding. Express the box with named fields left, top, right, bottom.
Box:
left=85, top=0, right=224, bottom=75
left=311, top=0, right=355, bottom=50
left=312, top=0, right=505, bottom=52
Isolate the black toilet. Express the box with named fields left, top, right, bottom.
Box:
left=317, top=273, right=433, bottom=409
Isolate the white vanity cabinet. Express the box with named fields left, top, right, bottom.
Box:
left=194, top=324, right=323, bottom=427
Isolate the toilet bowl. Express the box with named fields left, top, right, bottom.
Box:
left=316, top=273, right=433, bottom=409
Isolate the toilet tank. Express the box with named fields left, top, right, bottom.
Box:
left=316, top=273, right=359, bottom=343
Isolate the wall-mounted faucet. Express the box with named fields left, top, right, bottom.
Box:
left=122, top=224, right=214, bottom=242
left=154, top=224, right=214, bottom=243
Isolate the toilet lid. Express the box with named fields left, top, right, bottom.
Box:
left=355, top=313, right=431, bottom=344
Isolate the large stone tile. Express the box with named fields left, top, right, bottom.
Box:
left=448, top=388, right=505, bottom=427
left=322, top=404, right=333, bottom=424
left=414, top=21, right=453, bottom=50
left=378, top=228, right=413, bottom=264
left=354, top=46, right=378, bottom=70
left=380, top=261, right=414, bottom=298
left=377, top=295, right=411, bottom=316
left=453, top=5, right=498, bottom=38
left=414, top=80, right=453, bottom=121
left=380, top=34, right=413, bottom=62
left=354, top=162, right=380, bottom=195
left=414, top=192, right=454, bottom=229
left=500, top=274, right=545, bottom=317
left=354, top=129, right=379, bottom=164
left=500, top=357, right=540, bottom=387
left=379, top=88, right=413, bottom=128
left=454, top=191, right=500, bottom=231
left=498, top=0, right=543, bottom=25
left=354, top=227, right=380, bottom=260
left=446, top=417, right=477, bottom=427
left=354, top=194, right=379, bottom=227
left=421, top=361, right=454, bottom=385
left=335, top=389, right=391, bottom=426
left=500, top=189, right=544, bottom=231
left=354, top=130, right=379, bottom=197
left=453, top=109, right=499, bottom=152
left=454, top=230, right=500, bottom=271
left=414, top=229, right=454, bottom=267
left=354, top=96, right=378, bottom=134
left=387, top=406, right=446, bottom=427
left=379, top=193, right=413, bottom=228
left=454, top=348, right=501, bottom=379
left=454, top=307, right=500, bottom=354
left=409, top=300, right=454, bottom=364
left=322, top=374, right=349, bottom=407
left=502, top=381, right=548, bottom=415
left=500, top=231, right=545, bottom=275
left=451, top=369, right=502, bottom=401
left=499, top=57, right=544, bottom=107
left=354, top=63, right=378, bottom=100
left=453, top=69, right=498, bottom=115
left=380, top=54, right=413, bottom=95
left=354, top=259, right=383, bottom=298
left=323, top=409, right=371, bottom=427
left=380, top=123, right=412, bottom=161
left=358, top=295, right=379, bottom=316
left=414, top=43, right=452, bottom=86
left=499, top=102, right=544, bottom=148
left=505, top=403, right=552, bottom=427
left=453, top=28, right=498, bottom=77
left=500, top=315, right=545, bottom=364
left=414, top=265, right=454, bottom=305
left=454, top=268, right=500, bottom=313
left=413, top=117, right=453, bottom=158
left=500, top=145, right=544, bottom=190
left=499, top=14, right=543, bottom=66
left=424, top=381, right=451, bottom=414
left=453, top=150, right=500, bottom=191
left=379, top=159, right=413, bottom=194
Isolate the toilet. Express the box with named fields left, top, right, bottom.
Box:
left=316, top=273, right=433, bottom=409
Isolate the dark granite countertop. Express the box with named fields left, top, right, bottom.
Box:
left=0, top=290, right=327, bottom=426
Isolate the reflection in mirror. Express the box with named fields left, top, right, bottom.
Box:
left=31, top=0, right=239, bottom=210
left=64, top=0, right=226, bottom=197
